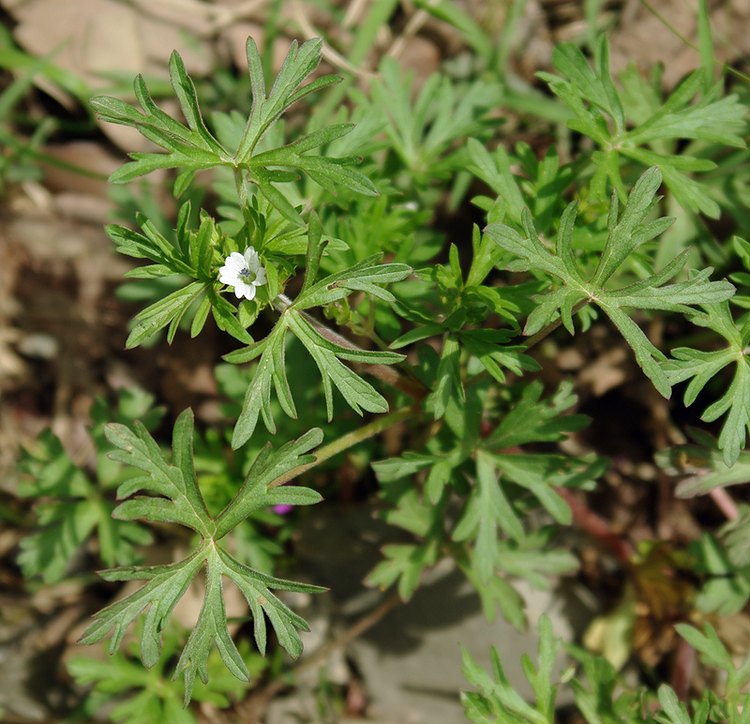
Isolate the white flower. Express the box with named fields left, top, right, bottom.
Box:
left=218, top=247, right=267, bottom=301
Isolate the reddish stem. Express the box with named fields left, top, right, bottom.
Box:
left=556, top=487, right=635, bottom=565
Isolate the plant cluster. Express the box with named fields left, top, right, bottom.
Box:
left=10, top=4, right=750, bottom=721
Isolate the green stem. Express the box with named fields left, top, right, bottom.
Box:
left=270, top=404, right=419, bottom=488
left=523, top=299, right=590, bottom=350
left=233, top=168, right=255, bottom=233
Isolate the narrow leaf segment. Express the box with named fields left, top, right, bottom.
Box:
left=485, top=167, right=735, bottom=398
left=81, top=410, right=325, bottom=701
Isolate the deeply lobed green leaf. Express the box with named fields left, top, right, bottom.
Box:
left=664, top=303, right=750, bottom=466
left=230, top=259, right=410, bottom=448
left=83, top=413, right=325, bottom=700
left=486, top=168, right=735, bottom=397
left=94, top=38, right=378, bottom=223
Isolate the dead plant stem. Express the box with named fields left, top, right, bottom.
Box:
left=226, top=592, right=403, bottom=722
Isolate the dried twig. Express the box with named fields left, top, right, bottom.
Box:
left=290, top=0, right=378, bottom=79
left=224, top=591, right=403, bottom=722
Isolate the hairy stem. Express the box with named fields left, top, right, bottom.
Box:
left=270, top=404, right=419, bottom=488
left=710, top=487, right=739, bottom=521
left=233, top=168, right=256, bottom=232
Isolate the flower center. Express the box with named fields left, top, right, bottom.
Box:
left=239, top=266, right=257, bottom=283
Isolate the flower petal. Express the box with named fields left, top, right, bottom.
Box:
left=218, top=268, right=233, bottom=284
left=232, top=281, right=256, bottom=300
left=244, top=247, right=260, bottom=269
left=229, top=252, right=247, bottom=267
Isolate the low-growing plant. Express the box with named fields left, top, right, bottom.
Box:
left=462, top=615, right=750, bottom=722
left=12, top=4, right=750, bottom=719
left=68, top=625, right=264, bottom=723
left=18, top=388, right=162, bottom=584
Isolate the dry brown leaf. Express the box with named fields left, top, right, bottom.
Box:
left=579, top=347, right=628, bottom=396
left=2, top=0, right=215, bottom=149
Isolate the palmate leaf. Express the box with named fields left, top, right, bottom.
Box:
left=461, top=617, right=560, bottom=724
left=228, top=255, right=411, bottom=448
left=17, top=494, right=150, bottom=586
left=460, top=564, right=526, bottom=629
left=453, top=450, right=594, bottom=585
left=372, top=385, right=482, bottom=509
left=538, top=36, right=747, bottom=218
left=485, top=380, right=588, bottom=449
left=664, top=302, right=750, bottom=466
left=92, top=38, right=376, bottom=224
left=449, top=381, right=595, bottom=604
left=106, top=411, right=213, bottom=536
left=452, top=451, right=524, bottom=582
left=91, top=52, right=232, bottom=181
left=366, top=57, right=496, bottom=186
left=364, top=471, right=446, bottom=602
left=493, top=533, right=579, bottom=590
left=235, top=38, right=339, bottom=162
left=371, top=381, right=588, bottom=623
left=81, top=410, right=325, bottom=702
left=485, top=167, right=735, bottom=397
left=463, top=615, right=561, bottom=723
left=389, top=232, right=535, bottom=429
left=364, top=540, right=439, bottom=602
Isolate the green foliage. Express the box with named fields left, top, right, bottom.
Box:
left=537, top=36, right=747, bottom=218
left=80, top=410, right=325, bottom=702
left=486, top=167, right=735, bottom=397
left=567, top=647, right=646, bottom=722
left=0, top=28, right=97, bottom=189
left=462, top=617, right=750, bottom=722
left=664, top=302, right=750, bottom=466
left=91, top=38, right=375, bottom=223
left=368, top=381, right=597, bottom=627
left=391, top=228, right=536, bottom=420
left=730, top=236, right=750, bottom=308
left=108, top=206, right=255, bottom=347
left=658, top=428, right=750, bottom=498
left=17, top=389, right=161, bottom=583
left=690, top=531, right=750, bottom=616
left=461, top=615, right=559, bottom=723
left=226, top=250, right=410, bottom=449
left=673, top=622, right=750, bottom=719
left=43, top=8, right=750, bottom=716
left=468, top=138, right=574, bottom=233
left=93, top=40, right=412, bottom=455
left=363, top=56, right=496, bottom=189
left=68, top=627, right=262, bottom=723
left=656, top=432, right=750, bottom=613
